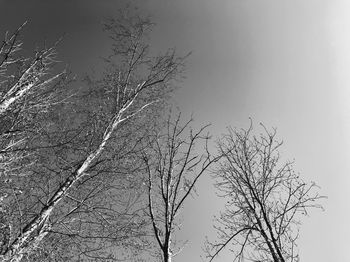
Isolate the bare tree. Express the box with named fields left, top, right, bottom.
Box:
left=1, top=12, right=187, bottom=262
left=205, top=124, right=324, bottom=262
left=0, top=22, right=67, bottom=186
left=0, top=22, right=69, bottom=261
left=141, top=114, right=220, bottom=262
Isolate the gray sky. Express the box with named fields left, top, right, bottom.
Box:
left=1, top=0, right=349, bottom=261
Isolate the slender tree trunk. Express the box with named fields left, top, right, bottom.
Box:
left=162, top=247, right=171, bottom=262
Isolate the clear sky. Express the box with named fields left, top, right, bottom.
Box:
left=1, top=0, right=349, bottom=261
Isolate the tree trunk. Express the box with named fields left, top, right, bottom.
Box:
left=162, top=246, right=172, bottom=262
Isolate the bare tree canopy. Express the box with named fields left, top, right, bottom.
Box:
left=141, top=114, right=220, bottom=262
left=205, top=124, right=325, bottom=262
left=0, top=5, right=328, bottom=262
left=0, top=22, right=70, bottom=261
left=0, top=12, right=187, bottom=262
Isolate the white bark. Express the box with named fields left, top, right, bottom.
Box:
left=3, top=86, right=155, bottom=262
